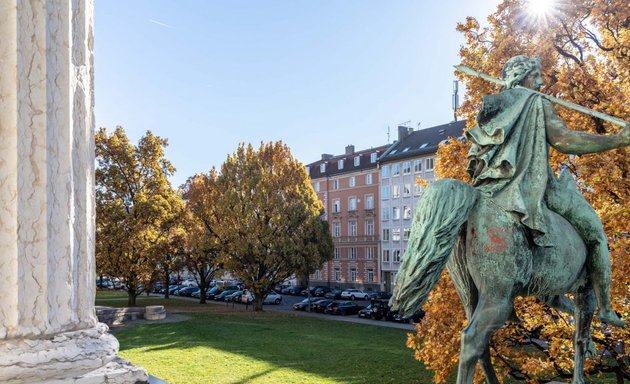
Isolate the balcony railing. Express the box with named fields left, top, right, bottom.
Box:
left=332, top=236, right=379, bottom=243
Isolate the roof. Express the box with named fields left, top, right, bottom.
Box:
left=379, top=120, right=466, bottom=163
left=306, top=144, right=390, bottom=179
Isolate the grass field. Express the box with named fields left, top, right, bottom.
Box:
left=97, top=293, right=618, bottom=384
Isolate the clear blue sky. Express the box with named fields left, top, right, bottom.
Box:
left=95, top=0, right=499, bottom=187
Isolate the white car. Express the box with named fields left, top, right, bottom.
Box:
left=241, top=290, right=283, bottom=305
left=340, top=289, right=369, bottom=300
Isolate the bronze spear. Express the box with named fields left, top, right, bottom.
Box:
left=454, top=64, right=628, bottom=128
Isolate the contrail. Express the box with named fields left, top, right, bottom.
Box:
left=149, top=19, right=174, bottom=29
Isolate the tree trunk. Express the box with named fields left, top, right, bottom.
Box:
left=163, top=267, right=170, bottom=299
left=253, top=289, right=265, bottom=311
left=127, top=287, right=137, bottom=306
left=199, top=286, right=207, bottom=304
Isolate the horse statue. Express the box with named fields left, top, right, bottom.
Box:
left=390, top=55, right=630, bottom=384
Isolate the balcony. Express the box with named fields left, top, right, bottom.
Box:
left=332, top=236, right=378, bottom=244
left=364, top=208, right=375, bottom=217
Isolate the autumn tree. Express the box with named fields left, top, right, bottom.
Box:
left=180, top=171, right=224, bottom=304
left=95, top=127, right=182, bottom=306
left=408, top=1, right=630, bottom=382
left=216, top=142, right=333, bottom=311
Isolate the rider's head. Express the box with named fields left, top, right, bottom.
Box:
left=502, top=55, right=542, bottom=90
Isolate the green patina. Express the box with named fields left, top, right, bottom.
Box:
left=390, top=55, right=630, bottom=384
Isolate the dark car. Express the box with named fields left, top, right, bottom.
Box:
left=313, top=287, right=332, bottom=297
left=216, top=289, right=238, bottom=301
left=324, top=289, right=343, bottom=299
left=311, top=299, right=333, bottom=313
left=388, top=309, right=425, bottom=324
left=292, top=297, right=320, bottom=310
left=169, top=285, right=185, bottom=295
left=325, top=301, right=365, bottom=316
left=369, top=299, right=392, bottom=320
left=282, top=285, right=306, bottom=295
left=368, top=291, right=392, bottom=300
left=358, top=304, right=374, bottom=319
left=177, top=286, right=198, bottom=297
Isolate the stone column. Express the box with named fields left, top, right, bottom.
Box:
left=0, top=1, right=147, bottom=382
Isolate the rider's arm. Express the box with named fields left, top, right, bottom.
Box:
left=544, top=99, right=630, bottom=155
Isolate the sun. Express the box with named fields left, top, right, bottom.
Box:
left=526, top=0, right=556, bottom=18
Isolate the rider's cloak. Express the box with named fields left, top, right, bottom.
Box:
left=466, top=87, right=555, bottom=246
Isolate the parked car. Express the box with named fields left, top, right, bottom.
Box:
left=263, top=292, right=283, bottom=305
left=311, top=299, right=333, bottom=313
left=324, top=289, right=343, bottom=299
left=225, top=290, right=244, bottom=302
left=314, top=287, right=332, bottom=297
left=368, top=291, right=392, bottom=300
left=181, top=279, right=198, bottom=287
left=177, top=286, right=198, bottom=297
left=340, top=289, right=369, bottom=300
left=282, top=285, right=306, bottom=295
left=169, top=285, right=186, bottom=295
left=216, top=289, right=238, bottom=301
left=292, top=297, right=320, bottom=311
left=325, top=301, right=365, bottom=316
left=358, top=304, right=374, bottom=319
left=368, top=299, right=391, bottom=320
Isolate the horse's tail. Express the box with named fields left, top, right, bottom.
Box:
left=390, top=179, right=478, bottom=317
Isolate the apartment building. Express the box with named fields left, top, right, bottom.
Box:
left=379, top=121, right=466, bottom=291
left=306, top=144, right=389, bottom=291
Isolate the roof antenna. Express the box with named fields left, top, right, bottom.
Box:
left=387, top=126, right=390, bottom=144
left=452, top=80, right=459, bottom=122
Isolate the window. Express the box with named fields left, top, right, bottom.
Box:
left=392, top=185, right=400, bottom=198
left=349, top=176, right=356, bottom=187
left=332, top=179, right=339, bottom=190
left=382, top=165, right=390, bottom=178
left=366, top=173, right=372, bottom=184
left=414, top=159, right=422, bottom=172
left=332, top=222, right=341, bottom=237
left=392, top=228, right=401, bottom=241
left=366, top=247, right=374, bottom=260
left=382, top=229, right=390, bottom=241
left=392, top=163, right=400, bottom=176
left=333, top=199, right=340, bottom=213
left=393, top=250, right=401, bottom=262
left=403, top=161, right=411, bottom=174
left=350, top=268, right=357, bottom=282
left=334, top=248, right=340, bottom=259
left=349, top=248, right=357, bottom=260
left=403, top=184, right=411, bottom=196
left=320, top=163, right=326, bottom=173
left=392, top=207, right=400, bottom=220
left=365, top=195, right=374, bottom=209
left=426, top=158, right=435, bottom=170
left=348, top=197, right=357, bottom=211
left=371, top=152, right=377, bottom=163
left=349, top=221, right=357, bottom=236
left=381, top=207, right=390, bottom=220
left=314, top=182, right=320, bottom=192
left=414, top=183, right=423, bottom=195
left=383, top=249, right=390, bottom=262
left=354, top=156, right=360, bottom=166
left=403, top=228, right=411, bottom=240
left=403, top=206, right=412, bottom=219
left=314, top=270, right=321, bottom=280
left=367, top=268, right=374, bottom=282
left=338, top=159, right=344, bottom=169
left=334, top=268, right=341, bottom=281
left=381, top=185, right=390, bottom=199
left=365, top=219, right=374, bottom=235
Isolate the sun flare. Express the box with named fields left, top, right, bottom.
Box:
left=526, top=0, right=555, bottom=18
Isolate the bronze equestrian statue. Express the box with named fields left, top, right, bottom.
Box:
left=390, top=55, right=630, bottom=384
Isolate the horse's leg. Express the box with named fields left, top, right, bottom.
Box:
left=544, top=294, right=575, bottom=314
left=457, top=297, right=513, bottom=384
left=573, top=285, right=596, bottom=384
left=479, top=344, right=499, bottom=384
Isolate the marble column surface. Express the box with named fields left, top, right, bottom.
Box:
left=0, top=1, right=146, bottom=382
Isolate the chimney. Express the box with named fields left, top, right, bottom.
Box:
left=398, top=126, right=412, bottom=141
left=345, top=145, right=355, bottom=155
left=321, top=153, right=333, bottom=160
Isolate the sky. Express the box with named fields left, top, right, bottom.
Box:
left=94, top=0, right=501, bottom=187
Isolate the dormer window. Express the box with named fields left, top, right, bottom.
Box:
left=338, top=159, right=344, bottom=169
left=320, top=163, right=326, bottom=173
left=354, top=156, right=360, bottom=166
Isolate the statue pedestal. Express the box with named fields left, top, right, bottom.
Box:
left=0, top=1, right=147, bottom=382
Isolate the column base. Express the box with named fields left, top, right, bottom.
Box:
left=47, top=357, right=149, bottom=384
left=0, top=323, right=144, bottom=383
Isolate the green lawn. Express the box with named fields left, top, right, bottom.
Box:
left=107, top=301, right=432, bottom=384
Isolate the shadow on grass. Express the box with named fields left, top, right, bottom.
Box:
left=112, top=308, right=432, bottom=384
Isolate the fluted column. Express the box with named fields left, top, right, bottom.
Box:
left=0, top=1, right=146, bottom=382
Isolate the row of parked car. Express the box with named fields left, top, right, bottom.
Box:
left=280, top=285, right=393, bottom=301
left=159, top=283, right=284, bottom=305
left=292, top=297, right=424, bottom=324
